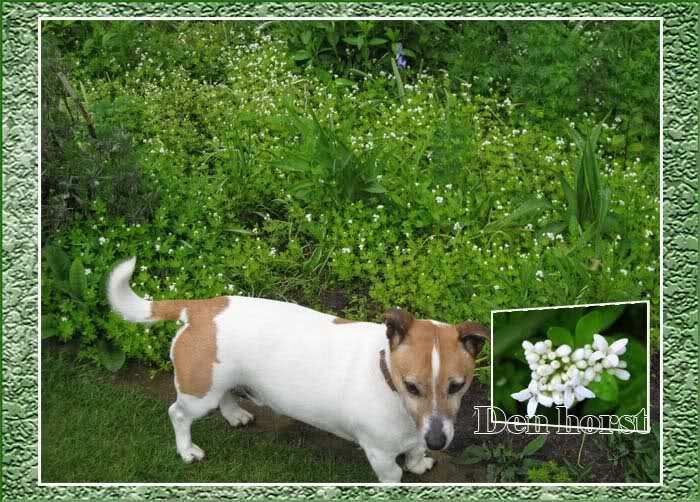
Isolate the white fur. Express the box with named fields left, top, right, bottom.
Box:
left=107, top=257, right=152, bottom=323
left=110, top=259, right=433, bottom=482
left=431, top=343, right=440, bottom=413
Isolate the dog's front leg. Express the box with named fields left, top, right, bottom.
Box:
left=362, top=445, right=403, bottom=483
left=404, top=446, right=435, bottom=475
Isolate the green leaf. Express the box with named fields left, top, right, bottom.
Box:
left=45, top=246, right=71, bottom=281
left=521, top=434, right=547, bottom=457
left=363, top=183, right=386, bottom=194
left=546, top=326, right=574, bottom=347
left=458, top=445, right=491, bottom=464
left=97, top=339, right=126, bottom=372
left=559, top=174, right=577, bottom=213
left=41, top=315, right=58, bottom=339
left=224, top=228, right=255, bottom=236
left=334, top=78, right=354, bottom=87
left=290, top=50, right=312, bottom=61
left=486, top=198, right=552, bottom=231
left=587, top=372, right=619, bottom=402
left=575, top=305, right=625, bottom=347
left=69, top=259, right=87, bottom=299
left=367, top=37, right=388, bottom=46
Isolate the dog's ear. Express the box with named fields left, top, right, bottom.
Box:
left=456, top=321, right=489, bottom=358
left=383, top=308, right=414, bottom=350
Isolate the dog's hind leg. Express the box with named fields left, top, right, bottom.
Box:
left=169, top=390, right=222, bottom=463
left=219, top=390, right=254, bottom=427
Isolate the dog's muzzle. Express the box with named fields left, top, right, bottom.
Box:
left=424, top=416, right=448, bottom=450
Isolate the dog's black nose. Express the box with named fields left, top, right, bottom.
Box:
left=425, top=417, right=447, bottom=450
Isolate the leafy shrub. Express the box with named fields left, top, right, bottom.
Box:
left=454, top=435, right=548, bottom=482
left=526, top=460, right=571, bottom=483
left=605, top=423, right=660, bottom=482
left=41, top=30, right=158, bottom=237
left=40, top=21, right=659, bottom=372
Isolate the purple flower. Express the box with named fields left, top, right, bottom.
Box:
left=395, top=42, right=407, bottom=69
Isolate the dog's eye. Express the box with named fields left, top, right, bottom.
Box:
left=403, top=381, right=421, bottom=396
left=448, top=380, right=466, bottom=395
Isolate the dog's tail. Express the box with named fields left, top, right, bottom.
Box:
left=109, top=257, right=213, bottom=324
left=107, top=257, right=156, bottom=323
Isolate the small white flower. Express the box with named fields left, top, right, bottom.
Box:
left=535, top=270, right=544, bottom=280
left=84, top=268, right=92, bottom=275
left=608, top=368, right=631, bottom=380
left=608, top=338, right=628, bottom=355
left=511, top=389, right=532, bottom=401
left=98, top=237, right=107, bottom=245
left=305, top=214, right=312, bottom=222
left=435, top=196, right=444, bottom=204
left=574, top=385, right=595, bottom=400
left=341, top=247, right=351, bottom=254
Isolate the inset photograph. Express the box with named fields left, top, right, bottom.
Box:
left=491, top=302, right=650, bottom=432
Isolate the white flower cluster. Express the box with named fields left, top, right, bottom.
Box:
left=511, top=334, right=630, bottom=417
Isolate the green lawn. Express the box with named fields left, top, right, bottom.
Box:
left=40, top=349, right=375, bottom=483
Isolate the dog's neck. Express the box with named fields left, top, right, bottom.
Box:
left=379, top=349, right=397, bottom=392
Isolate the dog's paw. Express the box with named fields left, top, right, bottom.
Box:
left=406, top=456, right=434, bottom=475
left=222, top=407, right=254, bottom=427
left=178, top=443, right=205, bottom=463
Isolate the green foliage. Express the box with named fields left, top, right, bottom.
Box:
left=41, top=29, right=159, bottom=237
left=526, top=460, right=571, bottom=483
left=273, top=109, right=387, bottom=209
left=41, top=21, right=659, bottom=374
left=605, top=424, right=661, bottom=482
left=455, top=435, right=547, bottom=482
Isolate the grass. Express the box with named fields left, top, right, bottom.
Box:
left=40, top=349, right=375, bottom=483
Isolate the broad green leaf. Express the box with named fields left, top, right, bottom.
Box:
left=492, top=310, right=559, bottom=358
left=487, top=198, right=552, bottom=231
left=581, top=397, right=616, bottom=416
left=69, top=259, right=87, bottom=299
left=41, top=315, right=58, bottom=339
left=363, top=183, right=386, bottom=194
left=559, top=174, right=577, bottom=211
left=290, top=50, right=312, bottom=61
left=334, top=78, right=354, bottom=87
left=546, top=326, right=574, bottom=347
left=521, top=434, right=547, bottom=457
left=45, top=246, right=70, bottom=281
left=367, top=37, right=388, bottom=46
left=574, top=305, right=625, bottom=347
left=458, top=445, right=491, bottom=464
left=587, top=372, right=619, bottom=402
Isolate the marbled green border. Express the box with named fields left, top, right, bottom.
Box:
left=2, top=2, right=697, bottom=500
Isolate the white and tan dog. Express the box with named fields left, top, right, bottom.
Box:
left=108, top=257, right=488, bottom=482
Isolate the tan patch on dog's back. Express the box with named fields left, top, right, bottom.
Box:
left=153, top=297, right=229, bottom=398
left=332, top=317, right=357, bottom=324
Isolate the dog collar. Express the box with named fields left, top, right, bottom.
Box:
left=379, top=349, right=397, bottom=393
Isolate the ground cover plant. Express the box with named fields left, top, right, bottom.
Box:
left=41, top=20, right=661, bottom=483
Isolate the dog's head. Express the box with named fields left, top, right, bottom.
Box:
left=383, top=308, right=489, bottom=451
